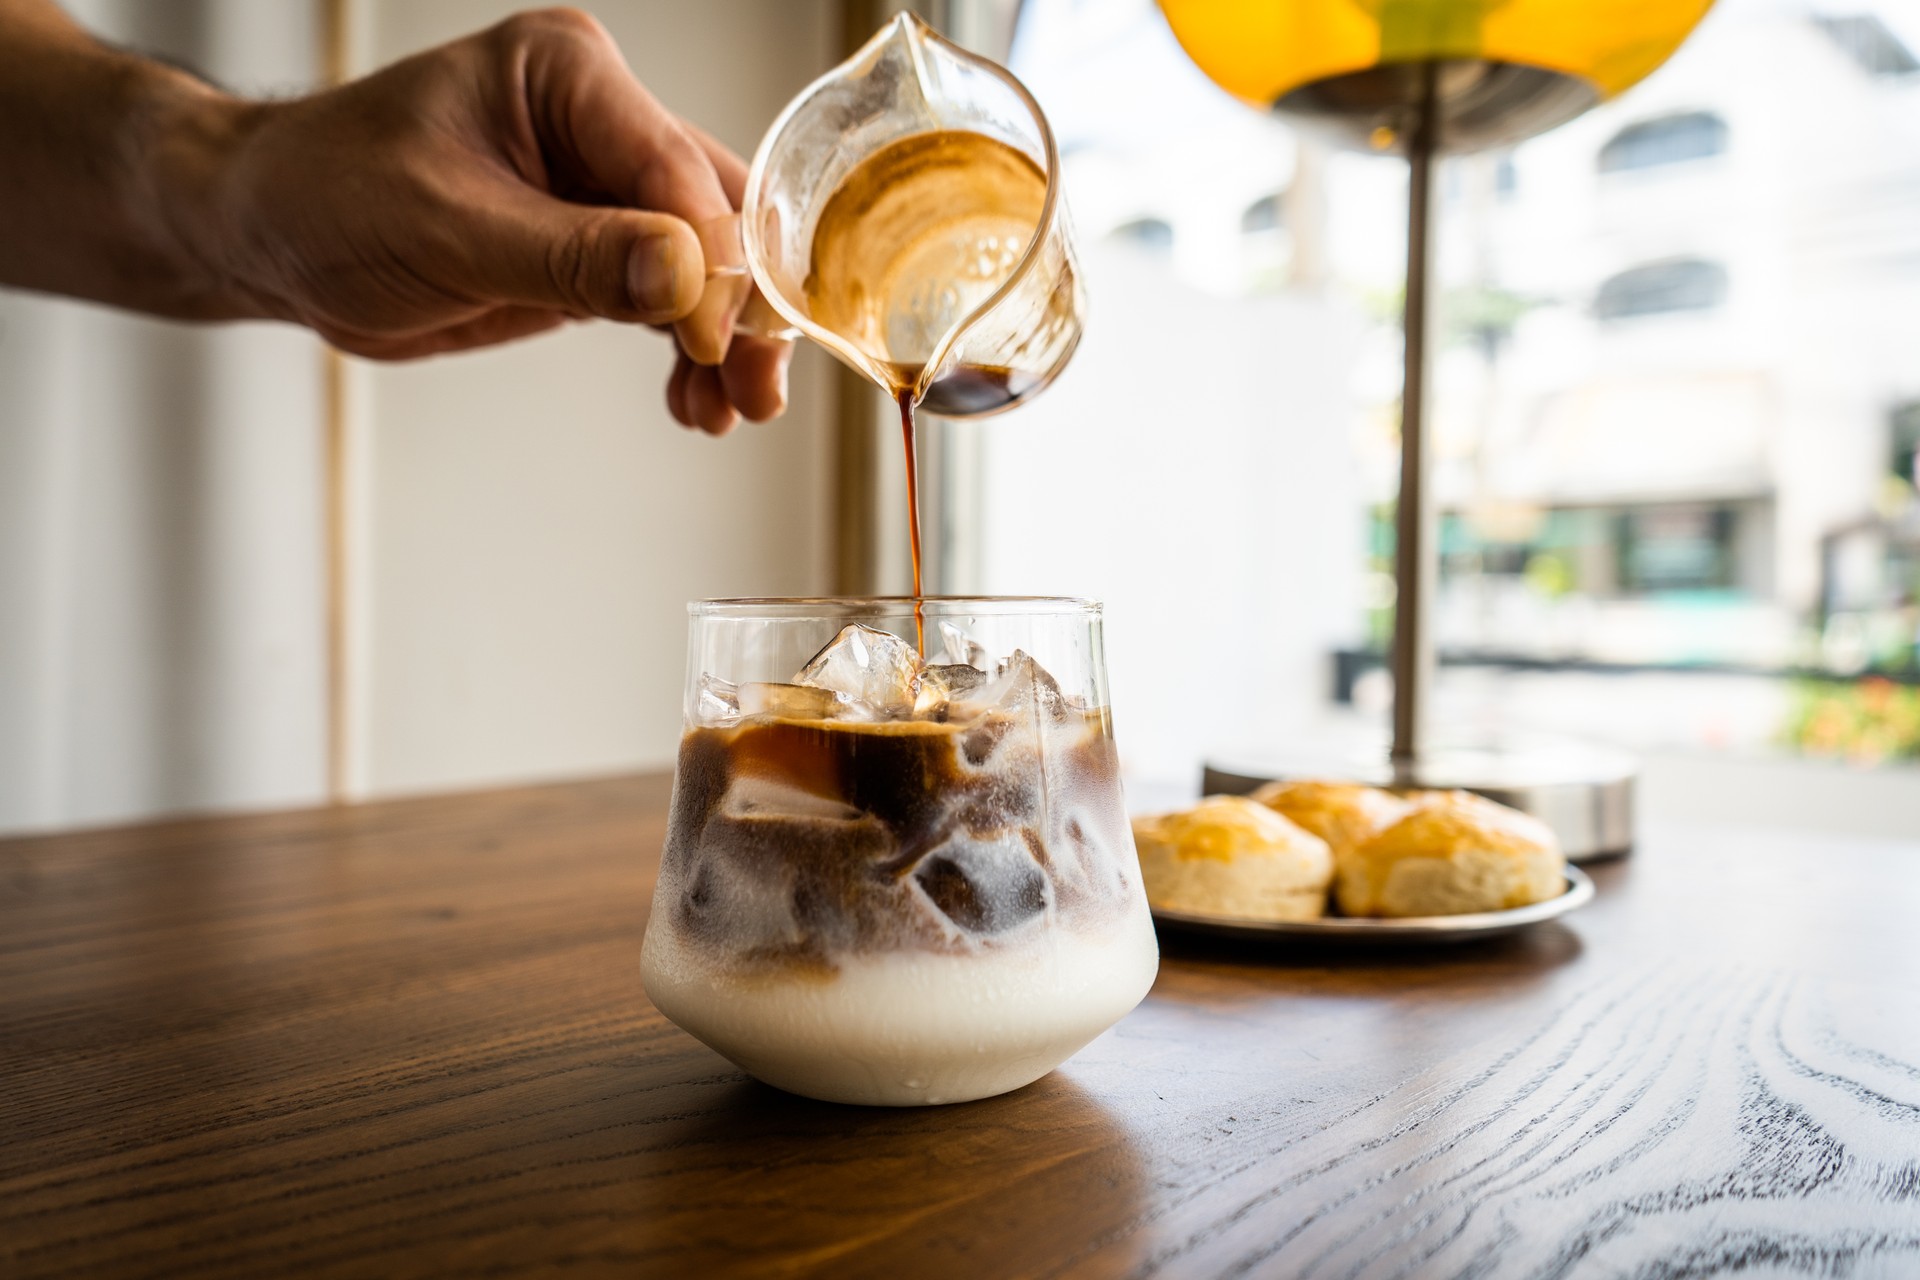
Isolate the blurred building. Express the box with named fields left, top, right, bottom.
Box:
left=1425, top=3, right=1920, bottom=670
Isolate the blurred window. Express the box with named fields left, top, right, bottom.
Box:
left=1814, top=14, right=1919, bottom=77
left=1617, top=505, right=1741, bottom=594
left=1892, top=401, right=1920, bottom=485
left=1594, top=258, right=1728, bottom=320
left=1598, top=110, right=1728, bottom=172
left=1240, top=192, right=1284, bottom=234
left=1109, top=216, right=1173, bottom=251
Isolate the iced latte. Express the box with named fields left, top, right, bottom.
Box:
left=641, top=601, right=1158, bottom=1106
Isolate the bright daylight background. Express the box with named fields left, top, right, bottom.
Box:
left=952, top=0, right=1920, bottom=831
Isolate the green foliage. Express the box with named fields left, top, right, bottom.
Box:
left=1444, top=285, right=1536, bottom=348
left=1523, top=550, right=1575, bottom=598
left=1781, top=678, right=1920, bottom=765
left=1360, top=283, right=1541, bottom=350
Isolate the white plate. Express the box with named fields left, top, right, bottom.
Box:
left=1150, top=865, right=1595, bottom=946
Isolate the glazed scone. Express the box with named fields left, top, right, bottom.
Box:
left=1335, top=791, right=1565, bottom=918
left=1132, top=796, right=1333, bottom=921
left=1250, top=779, right=1410, bottom=859
left=1402, top=788, right=1481, bottom=811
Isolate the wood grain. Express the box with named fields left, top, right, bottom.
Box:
left=2, top=778, right=1917, bottom=1278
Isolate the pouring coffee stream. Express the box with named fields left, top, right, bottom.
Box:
left=884, top=363, right=1046, bottom=648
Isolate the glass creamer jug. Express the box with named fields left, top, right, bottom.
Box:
left=735, top=12, right=1084, bottom=417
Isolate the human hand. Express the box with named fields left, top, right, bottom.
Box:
left=201, top=8, right=788, bottom=433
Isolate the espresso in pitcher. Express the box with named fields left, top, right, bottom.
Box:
left=803, top=129, right=1055, bottom=416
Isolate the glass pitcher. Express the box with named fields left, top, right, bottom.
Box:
left=734, top=12, right=1085, bottom=417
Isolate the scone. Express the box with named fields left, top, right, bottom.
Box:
left=1132, top=796, right=1333, bottom=921
left=1335, top=791, right=1565, bottom=918
left=1250, top=779, right=1409, bottom=859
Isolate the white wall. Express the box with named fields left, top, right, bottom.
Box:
left=0, top=0, right=328, bottom=834
left=0, top=0, right=838, bottom=832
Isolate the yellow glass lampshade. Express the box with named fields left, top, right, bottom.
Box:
left=1159, top=0, right=1715, bottom=152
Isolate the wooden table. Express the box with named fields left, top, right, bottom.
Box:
left=4, top=775, right=1918, bottom=1278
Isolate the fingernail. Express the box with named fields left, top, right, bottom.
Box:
left=629, top=235, right=680, bottom=316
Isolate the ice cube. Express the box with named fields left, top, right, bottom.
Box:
left=677, top=845, right=804, bottom=953
left=737, top=681, right=859, bottom=721
left=976, top=649, right=1069, bottom=723
left=719, top=775, right=863, bottom=823
left=913, top=663, right=988, bottom=718
left=912, top=832, right=1051, bottom=935
left=794, top=623, right=919, bottom=717
left=934, top=620, right=989, bottom=670
left=695, top=673, right=740, bottom=726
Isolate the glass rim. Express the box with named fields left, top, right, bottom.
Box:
left=687, top=595, right=1100, bottom=618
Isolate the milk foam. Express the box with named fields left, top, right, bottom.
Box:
left=641, top=903, right=1159, bottom=1106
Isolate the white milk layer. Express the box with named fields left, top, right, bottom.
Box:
left=640, top=906, right=1160, bottom=1106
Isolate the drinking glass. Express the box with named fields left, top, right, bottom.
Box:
left=641, top=597, right=1158, bottom=1106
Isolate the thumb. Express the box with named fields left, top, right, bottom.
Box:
left=467, top=192, right=706, bottom=323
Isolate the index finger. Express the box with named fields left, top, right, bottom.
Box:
left=680, top=121, right=749, bottom=208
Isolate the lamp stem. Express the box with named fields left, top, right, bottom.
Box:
left=1391, top=62, right=1439, bottom=777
